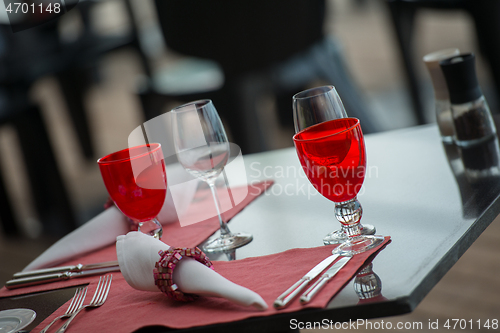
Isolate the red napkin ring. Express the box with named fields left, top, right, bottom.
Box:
left=154, top=247, right=213, bottom=301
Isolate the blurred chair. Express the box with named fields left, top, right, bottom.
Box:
left=386, top=0, right=500, bottom=124
left=0, top=23, right=77, bottom=235
left=137, top=0, right=378, bottom=154
left=0, top=0, right=153, bottom=235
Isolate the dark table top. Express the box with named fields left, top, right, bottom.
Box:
left=2, top=123, right=500, bottom=332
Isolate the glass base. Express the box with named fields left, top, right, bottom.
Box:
left=138, top=218, right=163, bottom=239
left=323, top=224, right=376, bottom=245
left=334, top=235, right=385, bottom=256
left=203, top=232, right=253, bottom=253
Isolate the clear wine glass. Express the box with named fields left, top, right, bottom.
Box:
left=171, top=99, right=252, bottom=252
left=294, top=85, right=377, bottom=244
left=97, top=143, right=167, bottom=239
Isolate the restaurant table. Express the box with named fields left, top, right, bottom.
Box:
left=2, top=122, right=500, bottom=332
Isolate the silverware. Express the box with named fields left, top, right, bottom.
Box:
left=13, top=261, right=119, bottom=279
left=5, top=266, right=120, bottom=289
left=299, top=256, right=351, bottom=304
left=40, top=287, right=87, bottom=333
left=55, top=275, right=113, bottom=333
left=273, top=253, right=339, bottom=309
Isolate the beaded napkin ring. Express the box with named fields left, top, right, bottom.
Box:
left=154, top=247, right=213, bottom=301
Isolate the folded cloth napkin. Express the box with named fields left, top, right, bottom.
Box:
left=116, top=231, right=268, bottom=310
left=23, top=164, right=198, bottom=272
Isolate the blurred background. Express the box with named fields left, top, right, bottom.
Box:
left=0, top=0, right=498, bottom=329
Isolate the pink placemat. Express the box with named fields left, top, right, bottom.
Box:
left=0, top=181, right=273, bottom=298
left=32, top=237, right=391, bottom=333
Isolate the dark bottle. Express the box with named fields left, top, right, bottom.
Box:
left=440, top=53, right=496, bottom=147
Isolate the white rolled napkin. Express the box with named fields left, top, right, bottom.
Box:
left=23, top=164, right=197, bottom=272
left=116, top=232, right=268, bottom=310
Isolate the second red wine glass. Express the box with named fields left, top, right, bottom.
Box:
left=293, top=116, right=383, bottom=255
left=293, top=85, right=377, bottom=245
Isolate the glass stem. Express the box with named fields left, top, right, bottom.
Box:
left=209, top=183, right=231, bottom=236
left=335, top=198, right=362, bottom=239
left=138, top=218, right=163, bottom=239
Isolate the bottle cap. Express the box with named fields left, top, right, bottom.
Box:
left=439, top=53, right=482, bottom=105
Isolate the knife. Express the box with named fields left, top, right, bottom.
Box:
left=299, top=256, right=351, bottom=304
left=5, top=266, right=121, bottom=289
left=273, top=253, right=339, bottom=309
left=12, top=261, right=119, bottom=279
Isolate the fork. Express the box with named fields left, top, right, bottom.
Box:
left=40, top=287, right=87, bottom=333
left=55, top=275, right=113, bottom=333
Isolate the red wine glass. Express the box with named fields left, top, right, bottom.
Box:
left=293, top=116, right=383, bottom=255
left=293, top=85, right=377, bottom=245
left=97, top=143, right=167, bottom=239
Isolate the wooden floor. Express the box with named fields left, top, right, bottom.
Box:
left=0, top=235, right=57, bottom=288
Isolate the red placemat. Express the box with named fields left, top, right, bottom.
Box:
left=0, top=181, right=273, bottom=298
left=32, top=237, right=391, bottom=333
left=162, top=180, right=273, bottom=247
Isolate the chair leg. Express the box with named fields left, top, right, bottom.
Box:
left=123, top=0, right=154, bottom=78
left=55, top=67, right=95, bottom=160
left=231, top=74, right=271, bottom=154
left=386, top=1, right=427, bottom=125
left=466, top=0, right=500, bottom=110
left=275, top=89, right=297, bottom=128
left=0, top=159, right=19, bottom=235
left=313, top=37, right=380, bottom=133
left=138, top=88, right=171, bottom=121
left=14, top=104, right=76, bottom=235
